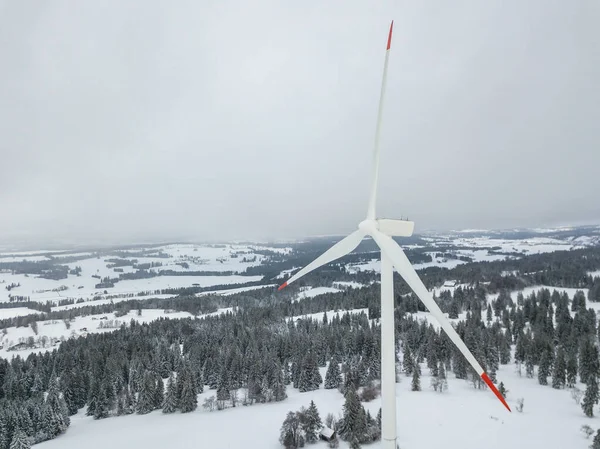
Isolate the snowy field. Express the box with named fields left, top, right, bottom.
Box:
left=0, top=243, right=275, bottom=305
left=36, top=361, right=593, bottom=449
left=346, top=248, right=512, bottom=274
left=197, top=284, right=277, bottom=297
left=0, top=307, right=42, bottom=319
left=333, top=281, right=368, bottom=289
left=294, top=286, right=342, bottom=302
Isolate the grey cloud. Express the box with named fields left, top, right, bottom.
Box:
left=0, top=0, right=599, bottom=246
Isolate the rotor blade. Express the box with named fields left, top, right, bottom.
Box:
left=366, top=20, right=394, bottom=220
left=278, top=230, right=364, bottom=290
left=370, top=229, right=511, bottom=412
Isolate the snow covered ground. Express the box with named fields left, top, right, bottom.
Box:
left=294, top=286, right=342, bottom=302
left=36, top=360, right=594, bottom=449
left=346, top=252, right=470, bottom=273
left=451, top=236, right=575, bottom=255
left=197, top=284, right=276, bottom=296
left=276, top=267, right=301, bottom=279
left=333, top=281, right=368, bottom=289
left=0, top=307, right=42, bottom=319
left=0, top=243, right=275, bottom=305
left=421, top=231, right=589, bottom=258
left=0, top=272, right=261, bottom=305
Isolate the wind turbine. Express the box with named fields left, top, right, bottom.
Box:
left=278, top=20, right=511, bottom=449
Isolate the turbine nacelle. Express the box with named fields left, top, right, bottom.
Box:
left=359, top=219, right=415, bottom=237
left=358, top=219, right=415, bottom=238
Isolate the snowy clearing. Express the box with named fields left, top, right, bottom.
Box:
left=0, top=307, right=42, bottom=319
left=36, top=359, right=592, bottom=449
left=294, top=286, right=341, bottom=302
left=0, top=242, right=274, bottom=305
left=333, top=281, right=367, bottom=289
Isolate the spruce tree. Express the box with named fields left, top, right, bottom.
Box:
left=299, top=353, right=322, bottom=392
left=124, top=389, right=135, bottom=415
left=301, top=400, right=322, bottom=444
left=365, top=409, right=380, bottom=442
left=32, top=372, right=44, bottom=395
left=552, top=347, right=566, bottom=389
left=338, top=387, right=368, bottom=445
left=291, top=361, right=300, bottom=389
left=93, top=381, right=111, bottom=419
left=17, top=408, right=33, bottom=438
left=116, top=390, right=126, bottom=416
left=514, top=334, right=527, bottom=364
left=453, top=350, right=468, bottom=379
left=41, top=401, right=61, bottom=439
left=582, top=375, right=599, bottom=418
left=499, top=332, right=511, bottom=365
left=136, top=371, right=156, bottom=415
left=369, top=346, right=381, bottom=381
left=525, top=352, right=535, bottom=378
left=179, top=375, right=198, bottom=413
left=538, top=350, right=551, bottom=386
left=426, top=333, right=438, bottom=374
left=162, top=373, right=178, bottom=413
left=0, top=413, right=8, bottom=449
left=9, top=428, right=30, bottom=449
left=61, top=376, right=79, bottom=416
left=437, top=361, right=448, bottom=393
left=324, top=360, right=342, bottom=390
left=579, top=339, right=599, bottom=384
left=592, top=429, right=600, bottom=449
left=154, top=375, right=164, bottom=410
left=283, top=361, right=291, bottom=385
left=216, top=366, right=230, bottom=402
left=498, top=382, right=507, bottom=399
left=45, top=377, right=69, bottom=435
left=403, top=346, right=414, bottom=376
left=411, top=363, right=421, bottom=392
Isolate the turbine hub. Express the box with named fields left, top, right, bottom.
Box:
left=358, top=219, right=378, bottom=235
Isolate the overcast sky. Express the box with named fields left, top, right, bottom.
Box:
left=1, top=0, right=599, bottom=245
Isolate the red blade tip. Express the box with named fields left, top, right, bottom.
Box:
left=278, top=282, right=288, bottom=291
left=481, top=373, right=511, bottom=412
left=386, top=20, right=394, bottom=50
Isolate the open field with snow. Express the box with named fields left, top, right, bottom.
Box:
left=0, top=243, right=279, bottom=306
left=345, top=234, right=591, bottom=274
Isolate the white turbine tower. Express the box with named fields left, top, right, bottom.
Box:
left=279, top=20, right=511, bottom=449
